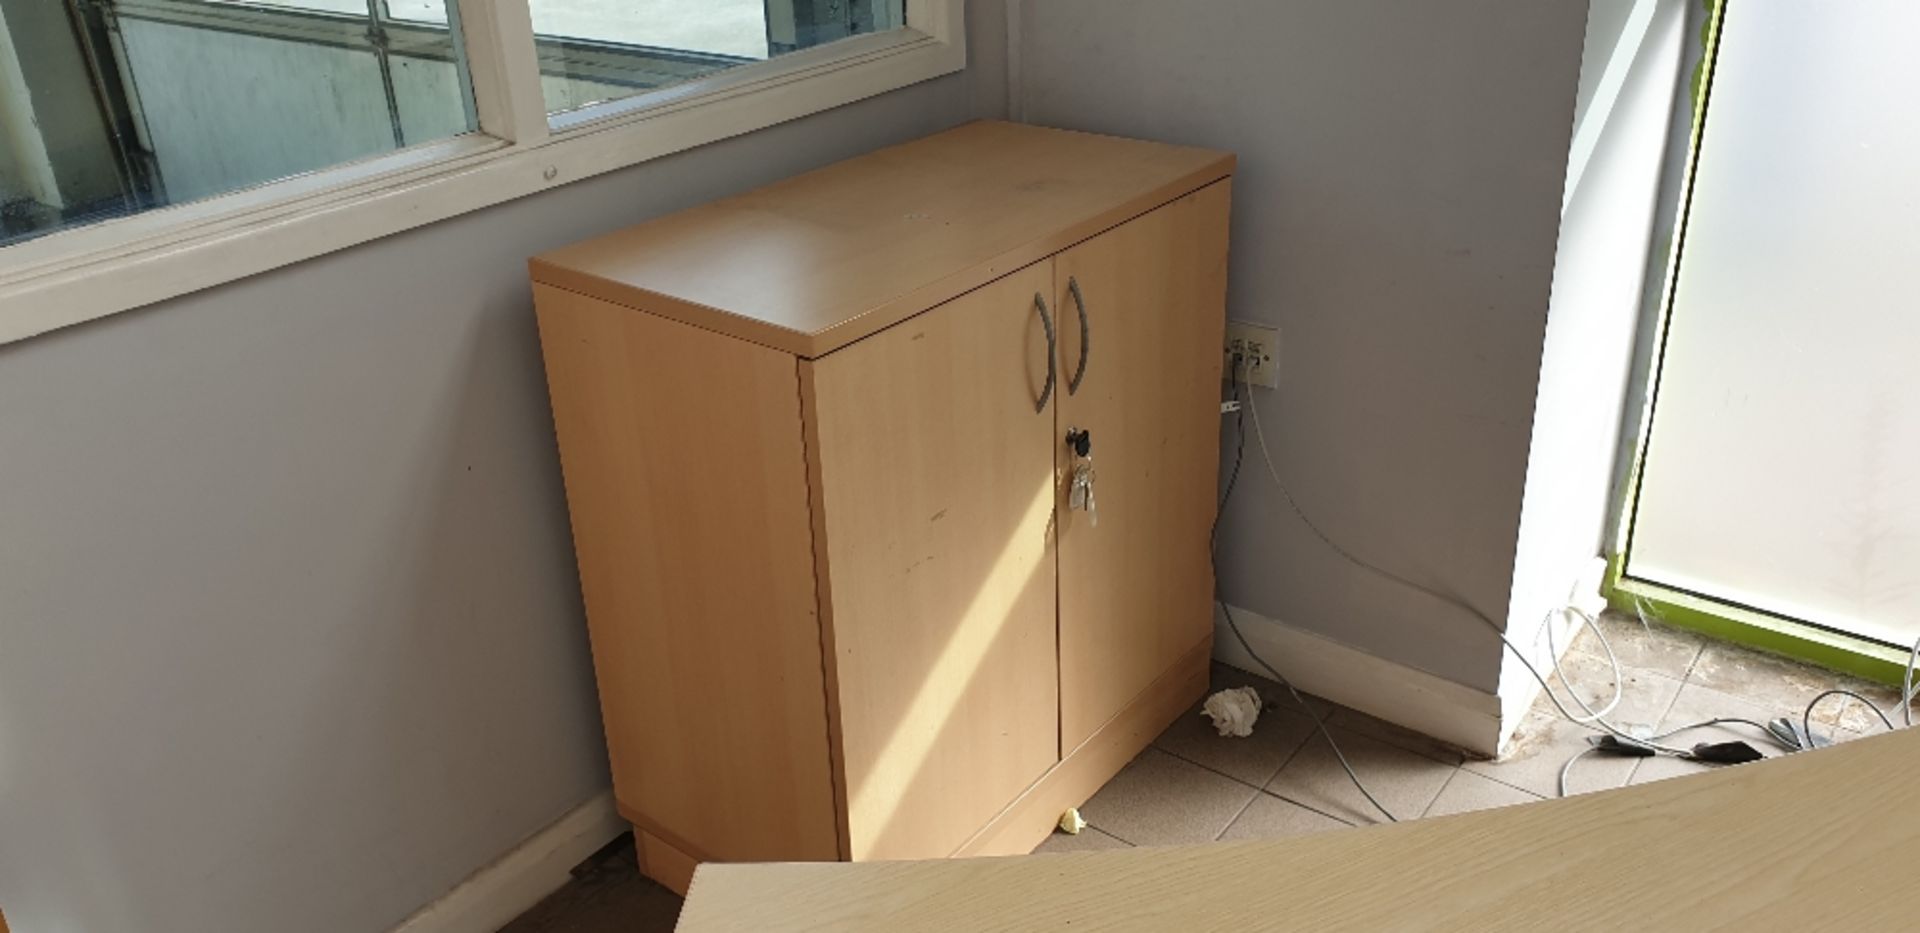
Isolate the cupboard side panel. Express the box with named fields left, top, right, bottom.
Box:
left=535, top=284, right=840, bottom=862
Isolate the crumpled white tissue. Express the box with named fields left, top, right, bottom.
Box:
left=1201, top=686, right=1262, bottom=737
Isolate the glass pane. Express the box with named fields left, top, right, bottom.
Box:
left=530, top=0, right=907, bottom=117
left=211, top=0, right=371, bottom=14
left=1, top=0, right=473, bottom=248
left=388, top=0, right=452, bottom=25
left=1628, top=2, right=1920, bottom=645
left=210, top=0, right=446, bottom=23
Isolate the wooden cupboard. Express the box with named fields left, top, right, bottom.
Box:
left=532, top=121, right=1233, bottom=891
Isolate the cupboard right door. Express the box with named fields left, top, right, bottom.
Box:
left=1054, top=181, right=1233, bottom=753
left=806, top=261, right=1061, bottom=861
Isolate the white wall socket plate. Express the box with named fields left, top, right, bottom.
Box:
left=1224, top=321, right=1279, bottom=389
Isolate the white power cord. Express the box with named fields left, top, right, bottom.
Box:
left=1222, top=362, right=1920, bottom=811
left=1215, top=361, right=1402, bottom=822
left=1543, top=605, right=1624, bottom=725
left=1240, top=380, right=1681, bottom=755
left=1904, top=633, right=1920, bottom=728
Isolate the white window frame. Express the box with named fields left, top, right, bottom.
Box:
left=0, top=0, right=965, bottom=345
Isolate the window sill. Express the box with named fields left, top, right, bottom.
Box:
left=0, top=24, right=964, bottom=346
left=1605, top=561, right=1914, bottom=687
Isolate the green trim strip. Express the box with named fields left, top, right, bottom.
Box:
left=1603, top=556, right=1911, bottom=687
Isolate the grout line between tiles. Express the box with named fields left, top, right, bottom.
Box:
left=1417, top=767, right=1463, bottom=819
left=1647, top=677, right=1683, bottom=727
left=1322, top=714, right=1469, bottom=768
left=1465, top=763, right=1577, bottom=801
left=1146, top=708, right=1396, bottom=832
left=1464, top=769, right=1546, bottom=804
left=1256, top=787, right=1361, bottom=829
left=1212, top=787, right=1265, bottom=842
left=1079, top=824, right=1138, bottom=847
left=1151, top=742, right=1298, bottom=796
left=1158, top=724, right=1365, bottom=827
left=1159, top=700, right=1332, bottom=779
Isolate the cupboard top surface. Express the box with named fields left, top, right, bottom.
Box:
left=528, top=121, right=1234, bottom=357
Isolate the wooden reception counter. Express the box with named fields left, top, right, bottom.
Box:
left=680, top=726, right=1913, bottom=930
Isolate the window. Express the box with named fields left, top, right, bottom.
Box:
left=531, top=0, right=906, bottom=115
left=2, top=0, right=476, bottom=247
left=0, top=0, right=962, bottom=344
left=1613, top=0, right=1920, bottom=671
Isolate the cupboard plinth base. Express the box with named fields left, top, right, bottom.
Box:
left=956, top=634, right=1212, bottom=858
left=619, top=634, right=1209, bottom=891
left=635, top=826, right=700, bottom=897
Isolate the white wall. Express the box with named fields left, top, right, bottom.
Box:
left=1017, top=0, right=1587, bottom=696
left=1500, top=0, right=1686, bottom=735
left=0, top=7, right=1003, bottom=929
left=1574, top=0, right=1638, bottom=125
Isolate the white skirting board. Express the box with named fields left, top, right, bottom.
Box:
left=390, top=790, right=627, bottom=933
left=1213, top=604, right=1504, bottom=757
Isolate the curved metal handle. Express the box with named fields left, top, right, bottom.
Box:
left=1034, top=292, right=1057, bottom=413
left=1066, top=277, right=1091, bottom=395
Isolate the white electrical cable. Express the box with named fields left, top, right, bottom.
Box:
left=1240, top=380, right=1692, bottom=755
left=1215, top=360, right=1402, bottom=823
left=1555, top=716, right=1787, bottom=797
left=1227, top=365, right=1920, bottom=804
left=1905, top=634, right=1920, bottom=729
left=1801, top=688, right=1897, bottom=751
left=1543, top=605, right=1624, bottom=725
left=1220, top=363, right=1668, bottom=823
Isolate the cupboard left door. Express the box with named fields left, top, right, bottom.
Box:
left=535, top=284, right=843, bottom=867
left=805, top=263, right=1062, bottom=861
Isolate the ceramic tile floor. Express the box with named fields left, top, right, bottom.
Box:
left=500, top=610, right=1908, bottom=930
left=1048, top=610, right=1909, bottom=851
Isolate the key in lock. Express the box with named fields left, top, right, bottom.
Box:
left=1065, top=428, right=1097, bottom=527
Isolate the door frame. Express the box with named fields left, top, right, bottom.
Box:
left=1601, top=0, right=1913, bottom=686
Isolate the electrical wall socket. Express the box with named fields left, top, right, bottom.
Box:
left=1223, top=321, right=1279, bottom=389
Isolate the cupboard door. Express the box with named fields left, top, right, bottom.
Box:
left=1055, top=182, right=1233, bottom=752
left=805, top=262, right=1061, bottom=861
